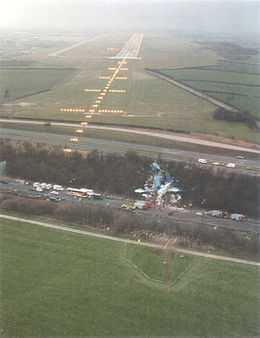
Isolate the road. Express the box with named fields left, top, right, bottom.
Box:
left=1, top=214, right=259, bottom=267
left=1, top=177, right=259, bottom=234
left=0, top=118, right=259, bottom=154
left=1, top=125, right=260, bottom=174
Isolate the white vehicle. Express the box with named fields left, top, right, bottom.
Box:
left=70, top=137, right=79, bottom=143
left=88, top=192, right=102, bottom=200
left=53, top=184, right=64, bottom=191
left=230, top=213, right=246, bottom=221
left=46, top=184, right=52, bottom=190
left=67, top=187, right=94, bottom=198
left=198, top=158, right=207, bottom=164
left=35, top=186, right=43, bottom=192
left=226, top=163, right=236, bottom=168
left=50, top=190, right=59, bottom=195
left=33, top=182, right=40, bottom=188
left=236, top=155, right=245, bottom=159
left=80, top=122, right=88, bottom=127
left=212, top=162, right=220, bottom=166
left=195, top=212, right=203, bottom=216
left=134, top=201, right=146, bottom=210
left=205, top=210, right=224, bottom=218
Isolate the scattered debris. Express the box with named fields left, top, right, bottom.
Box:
left=134, top=161, right=182, bottom=210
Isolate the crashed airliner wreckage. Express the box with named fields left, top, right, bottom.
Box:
left=135, top=161, right=182, bottom=209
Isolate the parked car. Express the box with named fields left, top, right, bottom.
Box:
left=195, top=212, right=203, bottom=216
left=50, top=190, right=59, bottom=195
left=88, top=192, right=103, bottom=200
left=198, top=158, right=207, bottom=164
left=205, top=210, right=224, bottom=218
left=230, top=213, right=246, bottom=221
left=134, top=200, right=153, bottom=210
left=121, top=203, right=136, bottom=211
left=226, top=163, right=236, bottom=168
left=53, top=184, right=64, bottom=191
left=48, top=195, right=61, bottom=202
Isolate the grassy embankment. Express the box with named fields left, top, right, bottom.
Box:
left=1, top=218, right=260, bottom=337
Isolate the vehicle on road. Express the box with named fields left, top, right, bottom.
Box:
left=226, top=163, right=236, bottom=168
left=50, top=190, right=59, bottom=195
left=70, top=137, right=79, bottom=143
left=88, top=192, right=103, bottom=200
left=134, top=200, right=153, bottom=210
left=198, top=158, right=207, bottom=164
left=230, top=213, right=246, bottom=221
left=121, top=203, right=136, bottom=211
left=48, top=195, right=62, bottom=202
left=53, top=184, right=64, bottom=191
left=195, top=212, right=203, bottom=216
left=205, top=210, right=224, bottom=218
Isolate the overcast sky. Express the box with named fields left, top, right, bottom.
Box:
left=1, top=0, right=259, bottom=35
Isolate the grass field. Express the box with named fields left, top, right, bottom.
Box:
left=1, top=33, right=259, bottom=143
left=0, top=68, right=76, bottom=103
left=1, top=219, right=260, bottom=336
left=159, top=64, right=260, bottom=119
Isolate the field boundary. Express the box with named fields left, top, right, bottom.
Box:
left=1, top=214, right=260, bottom=267
left=146, top=68, right=239, bottom=113
left=160, top=64, right=260, bottom=75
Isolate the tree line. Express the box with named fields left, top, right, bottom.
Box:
left=0, top=194, right=258, bottom=259
left=0, top=140, right=259, bottom=217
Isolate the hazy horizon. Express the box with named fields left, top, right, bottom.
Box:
left=1, top=0, right=259, bottom=36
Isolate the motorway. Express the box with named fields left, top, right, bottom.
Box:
left=1, top=118, right=259, bottom=154
left=1, top=124, right=260, bottom=175
left=0, top=177, right=259, bottom=234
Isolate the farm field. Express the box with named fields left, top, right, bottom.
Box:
left=159, top=62, right=260, bottom=119
left=0, top=68, right=76, bottom=103
left=1, top=219, right=260, bottom=336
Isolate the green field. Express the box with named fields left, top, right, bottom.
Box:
left=197, top=62, right=260, bottom=74
left=1, top=33, right=260, bottom=143
left=159, top=64, right=260, bottom=119
left=0, top=68, right=76, bottom=102
left=1, top=219, right=260, bottom=336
